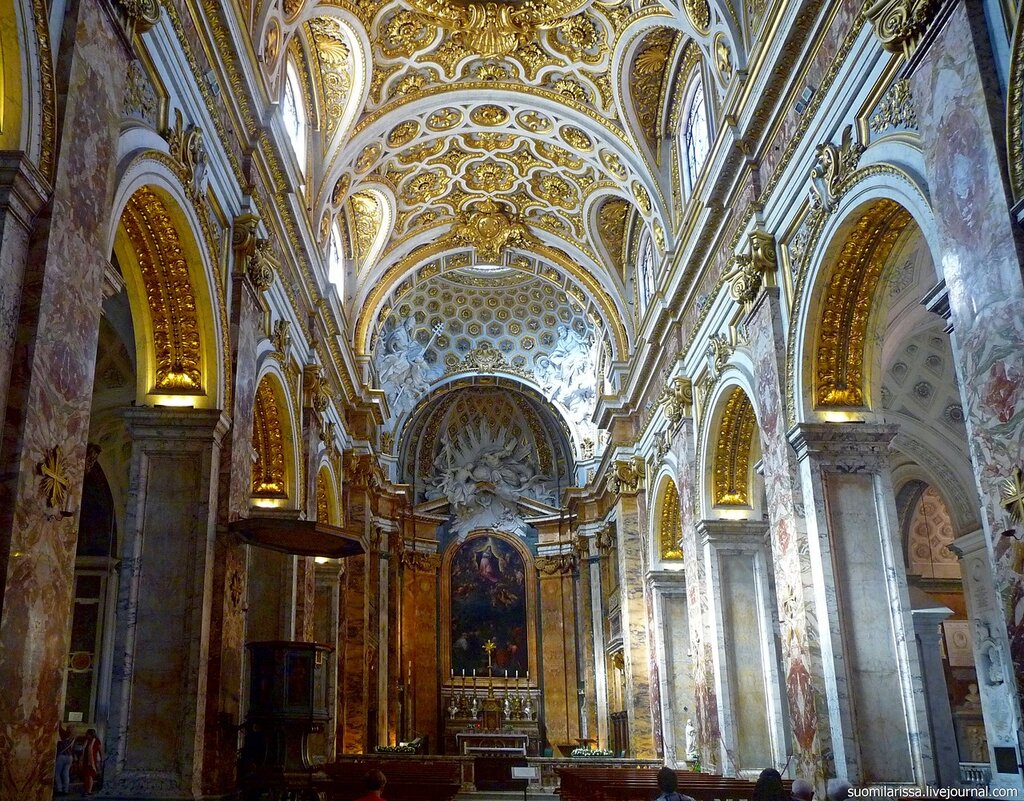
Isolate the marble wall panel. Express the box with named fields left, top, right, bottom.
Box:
left=539, top=569, right=581, bottom=752
left=720, top=552, right=772, bottom=772
left=661, top=592, right=693, bottom=764
left=340, top=553, right=369, bottom=753
left=827, top=473, right=912, bottom=780
left=748, top=292, right=831, bottom=781
left=404, top=564, right=439, bottom=747
left=670, top=421, right=720, bottom=764
left=0, top=2, right=128, bottom=798
left=913, top=1, right=1024, bottom=692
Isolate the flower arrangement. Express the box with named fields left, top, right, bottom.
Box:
left=570, top=748, right=614, bottom=758
left=375, top=745, right=416, bottom=754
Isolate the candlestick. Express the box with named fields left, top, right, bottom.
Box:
left=515, top=669, right=519, bottom=679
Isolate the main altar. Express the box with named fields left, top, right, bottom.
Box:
left=442, top=642, right=541, bottom=756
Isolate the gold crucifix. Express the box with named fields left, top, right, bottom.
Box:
left=1002, top=466, right=1024, bottom=525
left=483, top=639, right=496, bottom=671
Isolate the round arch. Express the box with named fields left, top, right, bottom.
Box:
left=649, top=470, right=685, bottom=565
left=789, top=168, right=941, bottom=425
left=699, top=374, right=762, bottom=522
left=251, top=366, right=302, bottom=509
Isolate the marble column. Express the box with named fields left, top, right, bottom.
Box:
left=0, top=1, right=130, bottom=797
left=537, top=551, right=582, bottom=753
left=0, top=154, right=47, bottom=440
left=746, top=288, right=833, bottom=782
left=909, top=0, right=1024, bottom=770
left=648, top=571, right=690, bottom=766
left=203, top=216, right=265, bottom=793
left=104, top=408, right=229, bottom=798
left=670, top=418, right=720, bottom=767
left=339, top=550, right=369, bottom=753
left=311, top=561, right=343, bottom=762
left=574, top=532, right=601, bottom=747
left=698, top=520, right=788, bottom=776
left=584, top=527, right=611, bottom=749
left=910, top=592, right=958, bottom=787
left=949, top=530, right=1024, bottom=793
left=789, top=423, right=929, bottom=785
left=613, top=490, right=658, bottom=757
left=400, top=549, right=440, bottom=749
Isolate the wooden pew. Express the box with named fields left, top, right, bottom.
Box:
left=321, top=758, right=462, bottom=801
left=557, top=766, right=792, bottom=801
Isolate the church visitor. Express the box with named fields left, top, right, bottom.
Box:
left=826, top=779, right=852, bottom=801
left=355, top=769, right=388, bottom=801
left=656, top=767, right=696, bottom=801
left=752, top=769, right=787, bottom=801
left=78, top=728, right=104, bottom=796
left=791, top=778, right=814, bottom=801
left=53, top=723, right=75, bottom=796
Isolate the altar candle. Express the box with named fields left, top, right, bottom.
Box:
left=515, top=670, right=519, bottom=679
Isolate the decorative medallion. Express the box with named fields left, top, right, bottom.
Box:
left=39, top=446, right=70, bottom=510
left=401, top=0, right=592, bottom=57
left=450, top=198, right=535, bottom=262
left=470, top=104, right=511, bottom=126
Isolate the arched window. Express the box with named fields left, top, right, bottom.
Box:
left=329, top=221, right=345, bottom=295
left=638, top=232, right=656, bottom=312
left=682, top=74, right=709, bottom=193
left=282, top=60, right=307, bottom=173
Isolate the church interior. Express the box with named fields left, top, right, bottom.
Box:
left=3, top=0, right=1024, bottom=799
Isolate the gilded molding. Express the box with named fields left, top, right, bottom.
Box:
left=252, top=377, right=288, bottom=498
left=316, top=472, right=331, bottom=524
left=111, top=0, right=161, bottom=36
left=247, top=238, right=278, bottom=293
left=712, top=387, right=756, bottom=506
left=537, top=553, right=577, bottom=576
left=815, top=200, right=912, bottom=407
left=122, top=187, right=204, bottom=394
left=1008, top=7, right=1024, bottom=199
left=869, top=78, right=918, bottom=135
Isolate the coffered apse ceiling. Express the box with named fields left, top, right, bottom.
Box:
left=239, top=0, right=758, bottom=448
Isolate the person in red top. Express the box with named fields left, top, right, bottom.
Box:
left=355, top=769, right=387, bottom=801
left=78, top=728, right=104, bottom=796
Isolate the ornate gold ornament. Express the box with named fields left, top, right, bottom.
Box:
left=449, top=199, right=535, bottom=262
left=597, top=198, right=628, bottom=273
left=164, top=109, right=208, bottom=199
left=349, top=192, right=384, bottom=262
left=252, top=377, right=288, bottom=498
left=707, top=333, right=733, bottom=379
left=713, top=387, right=756, bottom=506
left=271, top=319, right=292, bottom=362
left=659, top=377, right=694, bottom=426
left=401, top=0, right=592, bottom=57
left=113, top=0, right=161, bottom=35
left=865, top=0, right=939, bottom=59
left=247, top=238, right=277, bottom=293
left=728, top=230, right=778, bottom=307
left=305, top=365, right=331, bottom=413
left=122, top=188, right=204, bottom=393
left=810, top=125, right=865, bottom=213
left=632, top=28, right=676, bottom=147
left=869, top=78, right=917, bottom=134
left=815, top=200, right=912, bottom=407
left=39, top=446, right=71, bottom=510
left=631, top=181, right=652, bottom=214
left=316, top=476, right=330, bottom=524
left=307, top=17, right=354, bottom=141
left=446, top=342, right=532, bottom=379
left=388, top=120, right=421, bottom=148
left=715, top=35, right=733, bottom=82
left=683, top=0, right=710, bottom=32
left=610, top=457, right=644, bottom=495
left=537, top=553, right=576, bottom=576
left=659, top=478, right=684, bottom=560
left=402, top=550, right=442, bottom=572
left=427, top=107, right=463, bottom=131
left=470, top=104, right=511, bottom=126
left=560, top=125, right=592, bottom=151
left=1001, top=466, right=1024, bottom=526
left=263, top=20, right=281, bottom=66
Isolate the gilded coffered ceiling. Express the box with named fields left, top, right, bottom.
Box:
left=247, top=0, right=746, bottom=424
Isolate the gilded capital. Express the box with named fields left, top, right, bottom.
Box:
left=610, top=457, right=644, bottom=495
left=247, top=238, right=277, bottom=293
left=113, top=0, right=161, bottom=35
left=659, top=377, right=694, bottom=426
left=865, top=0, right=939, bottom=59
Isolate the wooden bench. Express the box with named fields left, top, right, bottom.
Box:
left=557, top=766, right=792, bottom=801
left=321, top=758, right=462, bottom=801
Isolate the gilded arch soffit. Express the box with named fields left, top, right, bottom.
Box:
left=119, top=187, right=207, bottom=397
left=252, top=373, right=291, bottom=499
left=814, top=199, right=914, bottom=409
left=711, top=386, right=756, bottom=507
left=657, top=476, right=684, bottom=560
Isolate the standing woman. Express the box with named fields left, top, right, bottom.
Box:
left=54, top=723, right=75, bottom=796
left=79, top=728, right=104, bottom=796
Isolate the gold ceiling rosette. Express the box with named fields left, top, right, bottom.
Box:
left=404, top=0, right=595, bottom=57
